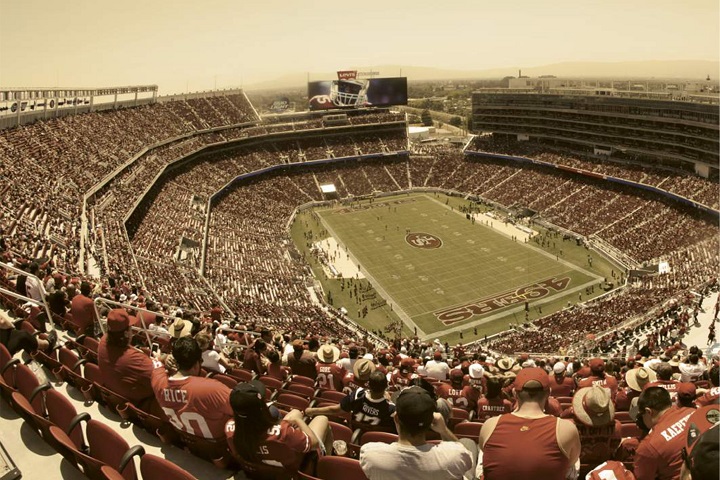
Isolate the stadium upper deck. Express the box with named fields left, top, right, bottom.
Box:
left=471, top=90, right=719, bottom=176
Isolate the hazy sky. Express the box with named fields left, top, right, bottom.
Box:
left=1, top=0, right=717, bottom=94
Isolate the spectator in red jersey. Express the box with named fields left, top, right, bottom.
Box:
left=436, top=369, right=473, bottom=411
left=314, top=344, right=345, bottom=391
left=631, top=387, right=695, bottom=480
left=151, top=336, right=233, bottom=440
left=675, top=383, right=697, bottom=409
left=695, top=364, right=719, bottom=406
left=462, top=363, right=485, bottom=410
left=226, top=380, right=332, bottom=475
left=242, top=339, right=268, bottom=376
left=97, top=308, right=158, bottom=413
left=70, top=281, right=97, bottom=337
left=577, top=358, right=619, bottom=400
left=678, top=406, right=720, bottom=480
left=389, top=357, right=417, bottom=391
left=480, top=368, right=580, bottom=480
left=286, top=339, right=317, bottom=380
left=548, top=361, right=575, bottom=398
left=266, top=350, right=291, bottom=381
left=476, top=376, right=512, bottom=422
left=645, top=362, right=680, bottom=402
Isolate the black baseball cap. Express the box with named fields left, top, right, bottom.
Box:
left=230, top=380, right=267, bottom=418
left=395, top=386, right=435, bottom=430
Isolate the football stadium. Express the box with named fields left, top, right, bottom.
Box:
left=0, top=2, right=719, bottom=479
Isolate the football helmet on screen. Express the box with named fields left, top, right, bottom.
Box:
left=330, top=79, right=369, bottom=107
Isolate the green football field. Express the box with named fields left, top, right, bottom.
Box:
left=316, top=194, right=601, bottom=337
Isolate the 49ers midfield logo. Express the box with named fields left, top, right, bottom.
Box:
left=434, top=276, right=571, bottom=325
left=406, top=233, right=442, bottom=249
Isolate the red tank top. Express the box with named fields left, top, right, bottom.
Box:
left=483, top=414, right=569, bottom=480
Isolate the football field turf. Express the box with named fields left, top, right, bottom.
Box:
left=316, top=194, right=601, bottom=337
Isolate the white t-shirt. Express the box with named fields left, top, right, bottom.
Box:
left=678, top=362, right=705, bottom=382
left=424, top=360, right=450, bottom=381
left=202, top=350, right=225, bottom=374
left=360, top=441, right=473, bottom=480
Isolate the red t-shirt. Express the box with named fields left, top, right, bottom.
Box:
left=633, top=407, right=694, bottom=480
left=315, top=363, right=346, bottom=392
left=342, top=373, right=369, bottom=394
left=548, top=374, right=575, bottom=397
left=225, top=419, right=312, bottom=471
left=436, top=383, right=473, bottom=411
left=696, top=386, right=720, bottom=406
left=389, top=370, right=416, bottom=390
left=577, top=374, right=619, bottom=400
left=97, top=336, right=154, bottom=403
left=476, top=397, right=513, bottom=421
left=151, top=367, right=233, bottom=439
left=645, top=380, right=679, bottom=401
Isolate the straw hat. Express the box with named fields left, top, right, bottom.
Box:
left=573, top=385, right=615, bottom=427
left=171, top=319, right=191, bottom=339
left=317, top=344, right=340, bottom=364
left=625, top=367, right=657, bottom=392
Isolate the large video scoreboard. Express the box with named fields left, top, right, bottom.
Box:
left=308, top=71, right=407, bottom=111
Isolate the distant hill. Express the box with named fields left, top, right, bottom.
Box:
left=244, top=60, right=718, bottom=90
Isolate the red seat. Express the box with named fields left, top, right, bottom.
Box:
left=328, top=421, right=353, bottom=454
left=0, top=343, right=20, bottom=401
left=229, top=368, right=256, bottom=383
left=82, top=336, right=100, bottom=363
left=315, top=389, right=346, bottom=404
left=206, top=372, right=238, bottom=389
left=359, top=430, right=398, bottom=445
left=615, top=411, right=633, bottom=424
left=257, top=375, right=284, bottom=392
left=46, top=388, right=89, bottom=451
left=274, top=392, right=311, bottom=411
left=123, top=403, right=177, bottom=444
left=619, top=422, right=642, bottom=438
left=453, top=421, right=483, bottom=440
left=449, top=407, right=470, bottom=430
left=290, top=375, right=316, bottom=388
left=49, top=421, right=144, bottom=480
left=14, top=363, right=51, bottom=416
left=140, top=454, right=197, bottom=480
left=87, top=420, right=142, bottom=480
left=283, top=382, right=316, bottom=400
left=316, top=456, right=369, bottom=480
left=57, top=346, right=90, bottom=391
left=10, top=391, right=54, bottom=441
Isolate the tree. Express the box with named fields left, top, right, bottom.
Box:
left=421, top=109, right=433, bottom=126
left=449, top=116, right=463, bottom=128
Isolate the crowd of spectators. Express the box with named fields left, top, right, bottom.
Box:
left=1, top=96, right=717, bottom=360
left=469, top=135, right=719, bottom=210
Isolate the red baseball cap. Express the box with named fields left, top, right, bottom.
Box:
left=514, top=367, right=550, bottom=391
left=433, top=351, right=443, bottom=361
left=106, top=309, right=130, bottom=332
left=589, top=358, right=605, bottom=372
